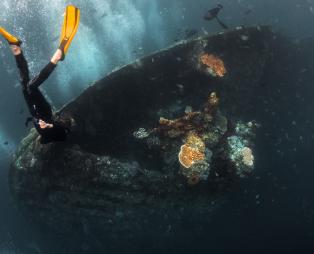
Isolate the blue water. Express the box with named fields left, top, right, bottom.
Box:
left=1, top=0, right=314, bottom=253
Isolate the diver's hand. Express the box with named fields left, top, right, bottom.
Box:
left=39, top=119, right=53, bottom=129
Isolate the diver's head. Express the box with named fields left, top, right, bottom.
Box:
left=53, top=113, right=75, bottom=131
left=217, top=4, right=223, bottom=9
left=36, top=114, right=74, bottom=144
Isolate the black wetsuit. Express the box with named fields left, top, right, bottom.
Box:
left=15, top=53, right=69, bottom=144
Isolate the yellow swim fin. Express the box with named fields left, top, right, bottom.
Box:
left=0, top=26, right=21, bottom=46
left=58, top=5, right=80, bottom=61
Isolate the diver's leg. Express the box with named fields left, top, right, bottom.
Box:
left=51, top=49, right=63, bottom=65
left=25, top=48, right=63, bottom=122
left=0, top=26, right=21, bottom=46
left=0, top=27, right=29, bottom=87
left=10, top=45, right=30, bottom=88
left=28, top=49, right=63, bottom=90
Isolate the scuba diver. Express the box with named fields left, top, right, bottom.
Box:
left=0, top=5, right=80, bottom=144
left=204, top=4, right=229, bottom=30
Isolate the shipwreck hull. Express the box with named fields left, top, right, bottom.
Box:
left=62, top=26, right=273, bottom=153
left=9, top=26, right=276, bottom=250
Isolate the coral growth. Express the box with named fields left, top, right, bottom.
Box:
left=186, top=132, right=205, bottom=152
left=138, top=93, right=256, bottom=185
left=178, top=143, right=205, bottom=169
left=178, top=132, right=209, bottom=185
left=152, top=93, right=221, bottom=184
left=208, top=92, right=219, bottom=106
left=200, top=54, right=226, bottom=77
left=181, top=161, right=210, bottom=186
left=227, top=133, right=254, bottom=177
left=154, top=92, right=219, bottom=139
left=133, top=128, right=150, bottom=139
left=241, top=147, right=254, bottom=167
left=157, top=112, right=202, bottom=138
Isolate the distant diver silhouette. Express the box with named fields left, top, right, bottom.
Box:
left=0, top=5, right=80, bottom=144
left=204, top=4, right=229, bottom=30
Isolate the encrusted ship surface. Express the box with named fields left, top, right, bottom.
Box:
left=10, top=26, right=284, bottom=250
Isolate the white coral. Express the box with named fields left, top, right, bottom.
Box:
left=242, top=147, right=254, bottom=167
left=133, top=128, right=149, bottom=139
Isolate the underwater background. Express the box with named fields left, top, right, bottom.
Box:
left=1, top=0, right=314, bottom=253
